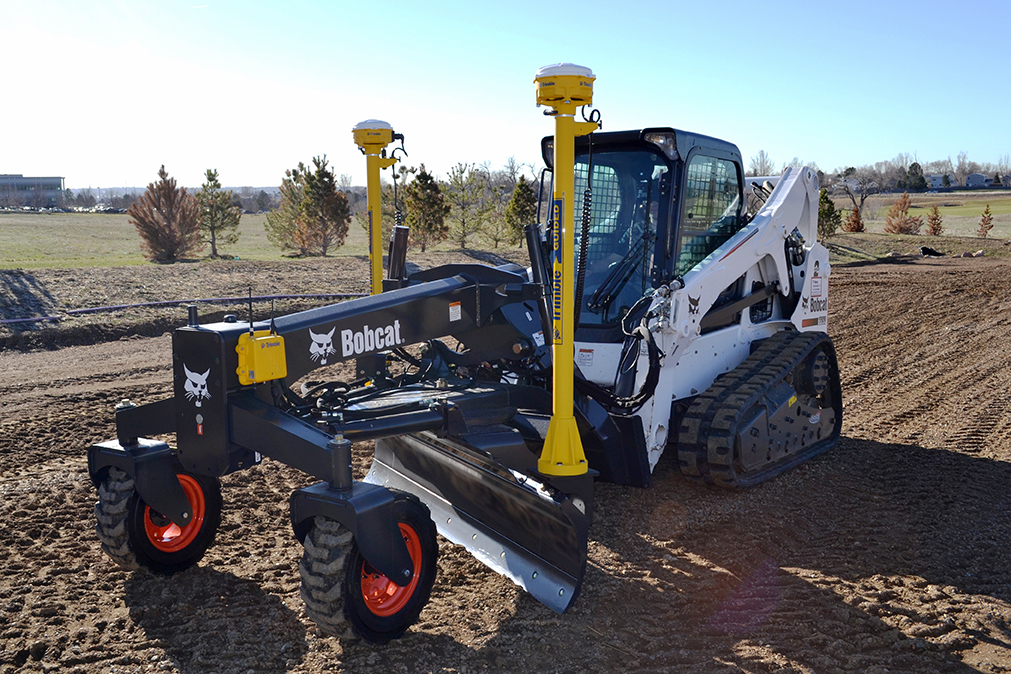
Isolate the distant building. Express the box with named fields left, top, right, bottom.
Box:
left=965, top=173, right=991, bottom=188
left=926, top=173, right=957, bottom=189
left=0, top=174, right=65, bottom=207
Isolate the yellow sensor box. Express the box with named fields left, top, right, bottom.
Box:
left=236, top=330, right=287, bottom=385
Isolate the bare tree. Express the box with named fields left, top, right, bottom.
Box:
left=337, top=173, right=365, bottom=215
left=502, top=156, right=521, bottom=189
left=30, top=183, right=48, bottom=209
left=955, top=151, right=982, bottom=185
left=748, top=150, right=776, bottom=177
left=998, top=154, right=1011, bottom=176
left=835, top=167, right=880, bottom=211
left=1, top=184, right=21, bottom=209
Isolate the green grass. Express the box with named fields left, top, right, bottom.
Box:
left=908, top=196, right=1011, bottom=217
left=830, top=191, right=1011, bottom=239
left=0, top=212, right=377, bottom=269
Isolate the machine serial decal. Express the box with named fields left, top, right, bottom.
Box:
left=183, top=365, right=211, bottom=408
left=309, top=327, right=337, bottom=364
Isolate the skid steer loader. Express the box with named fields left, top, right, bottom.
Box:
left=87, top=64, right=840, bottom=643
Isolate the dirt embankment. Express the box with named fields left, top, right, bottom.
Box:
left=2, top=255, right=1011, bottom=673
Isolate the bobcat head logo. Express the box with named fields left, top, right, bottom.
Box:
left=688, top=295, right=700, bottom=315
left=183, top=365, right=211, bottom=408
left=802, top=296, right=809, bottom=310
left=309, top=327, right=337, bottom=364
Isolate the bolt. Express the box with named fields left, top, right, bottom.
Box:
left=182, top=512, right=190, bottom=520
left=403, top=569, right=411, bottom=578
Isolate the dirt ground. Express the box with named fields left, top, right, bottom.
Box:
left=2, top=253, right=1011, bottom=673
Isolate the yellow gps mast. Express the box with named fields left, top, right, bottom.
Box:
left=534, top=63, right=598, bottom=476
left=353, top=120, right=400, bottom=295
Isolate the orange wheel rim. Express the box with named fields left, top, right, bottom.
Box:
left=144, top=474, right=206, bottom=553
left=360, top=522, right=422, bottom=617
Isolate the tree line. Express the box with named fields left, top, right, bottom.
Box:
left=750, top=150, right=1010, bottom=209
left=127, top=157, right=540, bottom=262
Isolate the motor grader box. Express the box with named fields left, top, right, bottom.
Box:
left=172, top=324, right=246, bottom=477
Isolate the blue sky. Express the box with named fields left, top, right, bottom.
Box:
left=3, top=0, right=1009, bottom=190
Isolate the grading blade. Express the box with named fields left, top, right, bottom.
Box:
left=368, top=431, right=591, bottom=613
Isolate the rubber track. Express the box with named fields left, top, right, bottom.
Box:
left=299, top=516, right=358, bottom=639
left=94, top=467, right=141, bottom=570
left=678, top=329, right=840, bottom=489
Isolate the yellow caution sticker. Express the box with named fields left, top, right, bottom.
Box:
left=789, top=394, right=797, bottom=407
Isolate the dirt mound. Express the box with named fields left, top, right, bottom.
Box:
left=2, top=255, right=1011, bottom=673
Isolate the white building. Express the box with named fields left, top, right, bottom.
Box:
left=925, top=173, right=957, bottom=189
left=0, top=174, right=65, bottom=207
left=965, top=173, right=991, bottom=188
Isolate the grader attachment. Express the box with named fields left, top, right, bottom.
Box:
left=88, top=64, right=842, bottom=643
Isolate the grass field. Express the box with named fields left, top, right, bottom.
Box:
left=3, top=198, right=1009, bottom=270
left=0, top=212, right=379, bottom=269
left=830, top=190, right=1011, bottom=238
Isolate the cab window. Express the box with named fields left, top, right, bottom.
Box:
left=572, top=150, right=669, bottom=327
left=676, top=155, right=742, bottom=276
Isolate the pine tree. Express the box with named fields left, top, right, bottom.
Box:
left=883, top=192, right=923, bottom=234
left=841, top=205, right=864, bottom=233
left=925, top=204, right=944, bottom=236
left=265, top=163, right=308, bottom=255
left=404, top=165, right=450, bottom=253
left=128, top=165, right=202, bottom=261
left=817, top=188, right=841, bottom=238
left=444, top=163, right=491, bottom=249
left=504, top=175, right=537, bottom=246
left=264, top=157, right=350, bottom=256
left=196, top=169, right=241, bottom=258
left=299, top=155, right=350, bottom=256
left=907, top=162, right=927, bottom=191
left=978, top=204, right=994, bottom=238
left=256, top=190, right=271, bottom=211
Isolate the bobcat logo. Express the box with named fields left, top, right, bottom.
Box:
left=802, top=296, right=809, bottom=310
left=309, top=327, right=337, bottom=365
left=183, top=365, right=211, bottom=408
left=688, top=295, right=700, bottom=315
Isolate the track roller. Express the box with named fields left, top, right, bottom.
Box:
left=677, top=329, right=842, bottom=489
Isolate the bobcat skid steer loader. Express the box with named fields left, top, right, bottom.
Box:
left=86, top=64, right=840, bottom=643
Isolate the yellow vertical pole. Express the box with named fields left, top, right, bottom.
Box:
left=534, top=64, right=598, bottom=476
left=353, top=120, right=399, bottom=295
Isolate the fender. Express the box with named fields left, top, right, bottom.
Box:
left=87, top=438, right=193, bottom=528
left=289, top=481, right=414, bottom=583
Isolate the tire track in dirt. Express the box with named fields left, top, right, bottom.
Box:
left=832, top=258, right=1011, bottom=457
left=4, top=256, right=1011, bottom=673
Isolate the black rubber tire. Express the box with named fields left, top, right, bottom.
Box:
left=299, top=492, right=437, bottom=644
left=94, top=466, right=222, bottom=574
